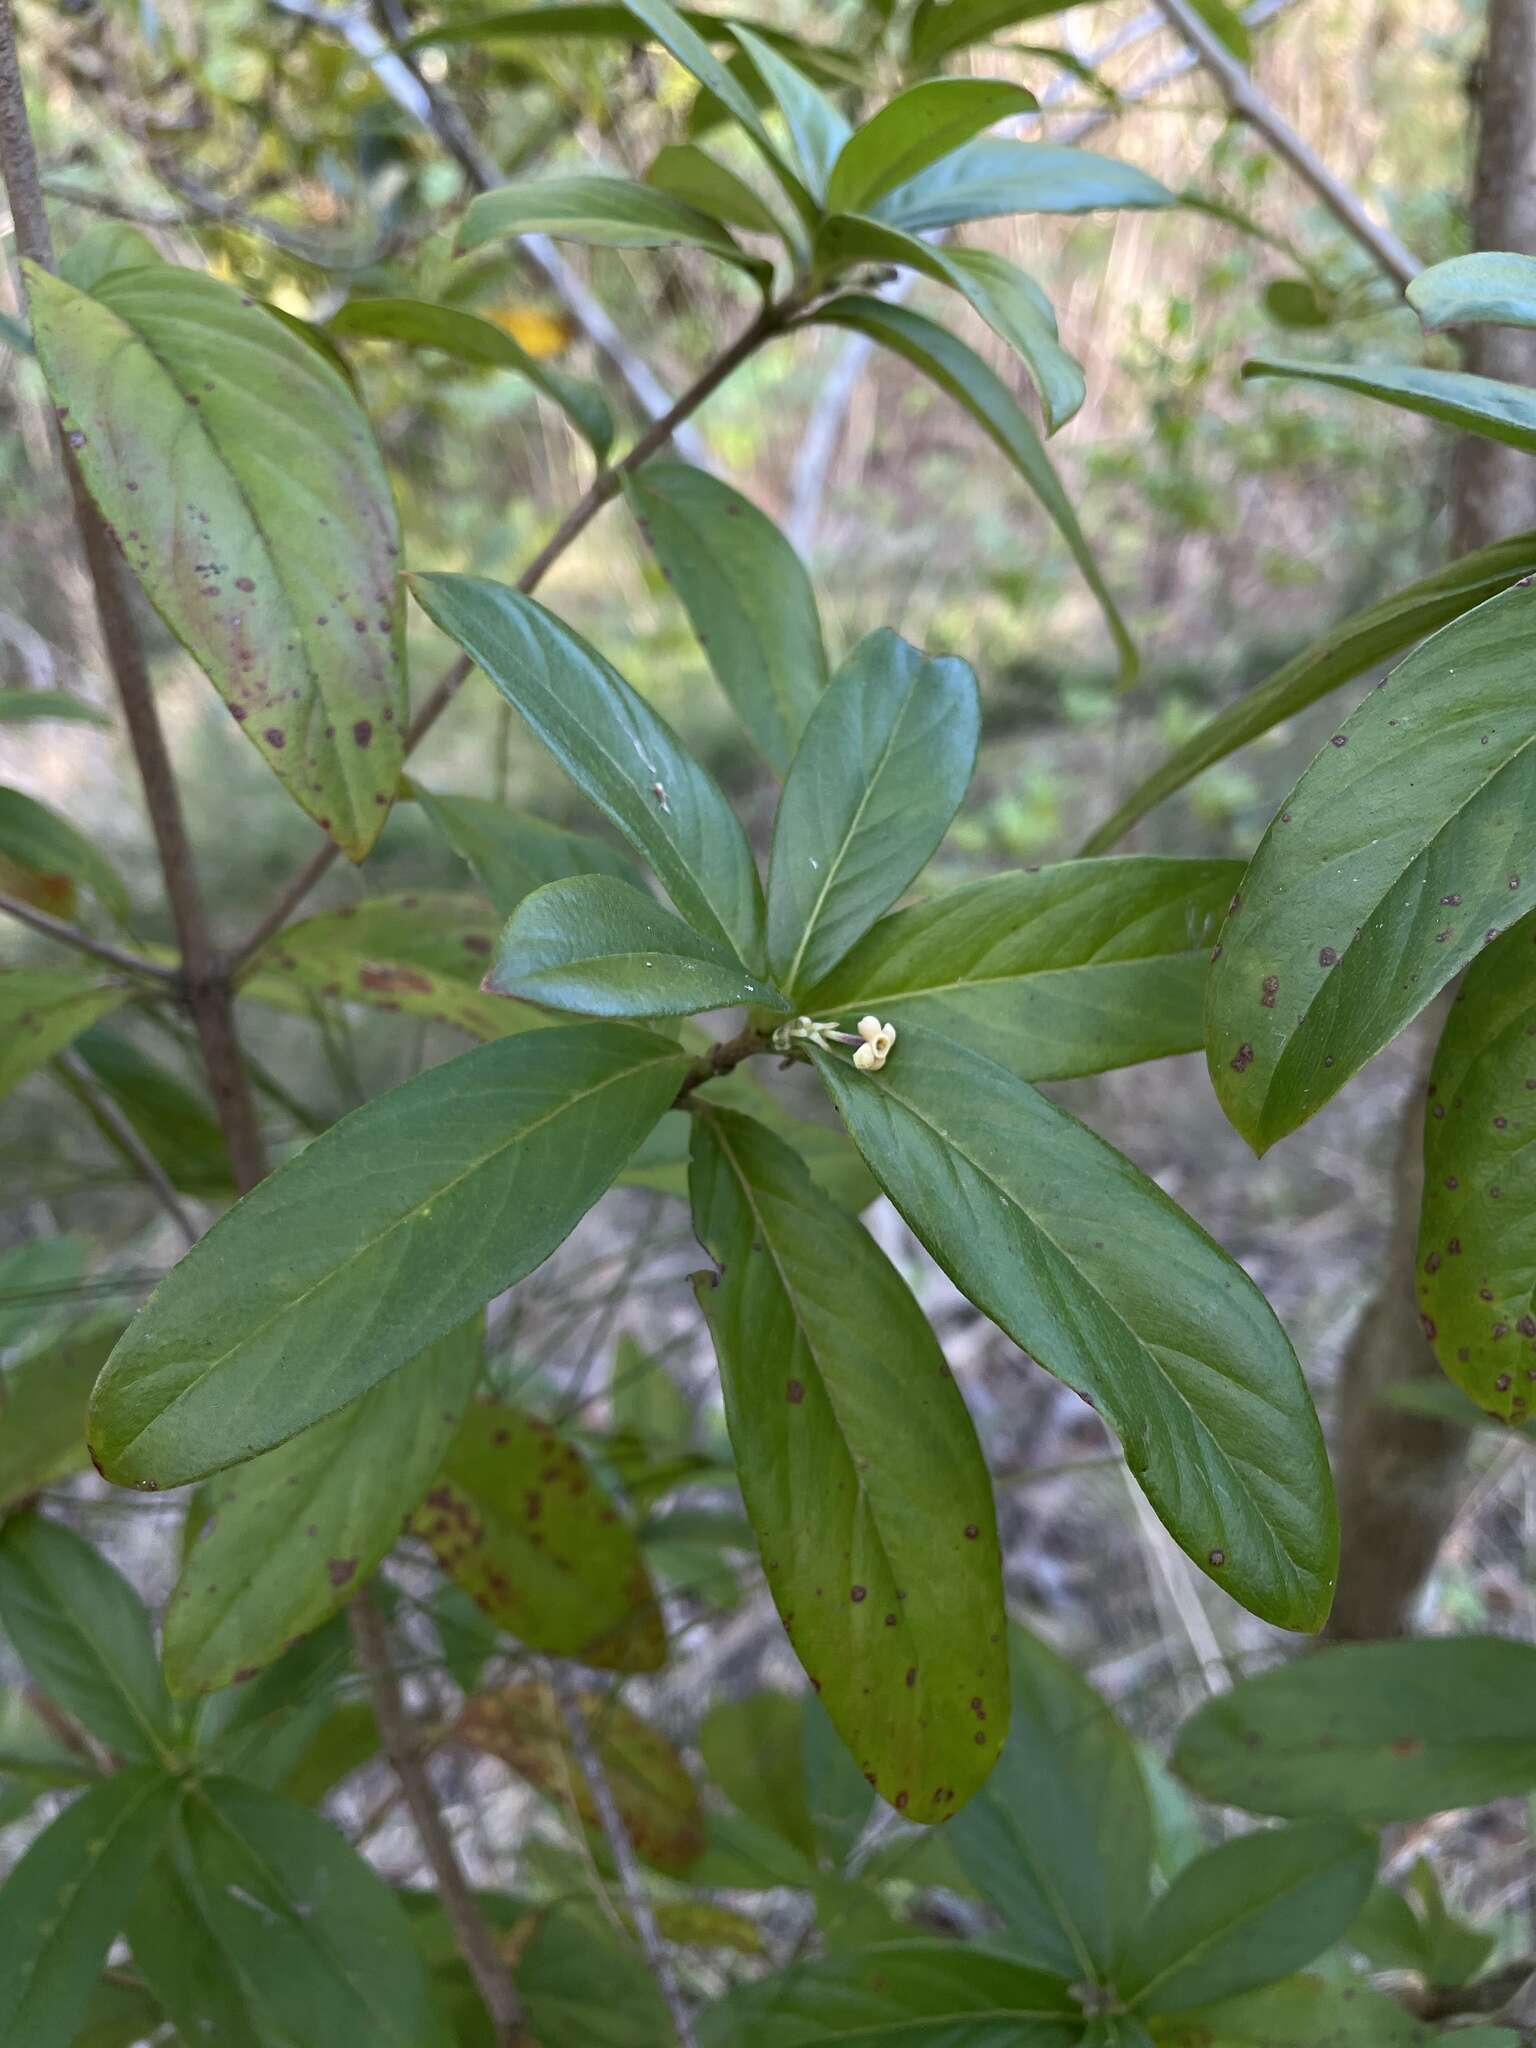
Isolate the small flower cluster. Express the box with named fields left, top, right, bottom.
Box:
left=852, top=1014, right=896, bottom=1073
left=769, top=1012, right=897, bottom=1073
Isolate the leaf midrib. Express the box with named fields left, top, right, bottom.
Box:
left=109, top=1044, right=680, bottom=1463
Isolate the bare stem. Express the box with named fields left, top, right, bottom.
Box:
left=53, top=1048, right=200, bottom=1246
left=349, top=1587, right=527, bottom=2047
left=0, top=0, right=269, bottom=1194
left=231, top=295, right=790, bottom=971
left=0, top=890, right=178, bottom=981
left=1150, top=0, right=1421, bottom=289
left=549, top=1666, right=699, bottom=2048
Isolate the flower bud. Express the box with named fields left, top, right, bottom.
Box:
left=853, top=1042, right=878, bottom=1072
left=857, top=1015, right=883, bottom=1042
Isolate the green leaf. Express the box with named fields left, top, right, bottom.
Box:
left=25, top=263, right=407, bottom=859
left=456, top=176, right=771, bottom=288
left=949, top=1620, right=1153, bottom=1979
left=88, top=1021, right=689, bottom=1488
left=811, top=296, right=1135, bottom=680
left=509, top=1894, right=676, bottom=2047
left=801, top=1689, right=876, bottom=1862
left=0, top=1770, right=180, bottom=2048
left=486, top=874, right=782, bottom=1017
left=0, top=1514, right=175, bottom=1761
left=1184, top=0, right=1251, bottom=62
left=803, top=856, right=1239, bottom=1081
left=690, top=1108, right=1007, bottom=1820
left=1080, top=531, right=1536, bottom=853
left=0, top=970, right=126, bottom=1100
left=908, top=0, right=1096, bottom=67
left=0, top=785, right=128, bottom=918
left=1264, top=277, right=1332, bottom=330
left=0, top=1233, right=89, bottom=1349
left=241, top=889, right=545, bottom=1041
left=1348, top=1882, right=1431, bottom=1975
left=623, top=460, right=828, bottom=776
left=0, top=1686, right=97, bottom=1793
left=181, top=1776, right=448, bottom=2047
left=616, top=0, right=814, bottom=223
left=700, top=1691, right=819, bottom=1862
left=410, top=781, right=641, bottom=914
left=328, top=295, right=613, bottom=459
left=827, top=79, right=1037, bottom=216
left=868, top=136, right=1173, bottom=233
left=1244, top=355, right=1536, bottom=453
left=413, top=1398, right=666, bottom=1670
left=813, top=1029, right=1338, bottom=1632
left=1173, top=1635, right=1536, bottom=1823
left=0, top=1318, right=121, bottom=1508
left=646, top=142, right=788, bottom=238
left=126, top=1847, right=268, bottom=2048
left=610, top=1329, right=691, bottom=1445
left=1418, top=925, right=1536, bottom=1421
left=1204, top=579, right=1536, bottom=1154
left=456, top=1681, right=705, bottom=1871
left=698, top=1941, right=1081, bottom=2046
left=57, top=222, right=163, bottom=292
left=766, top=629, right=979, bottom=996
left=162, top=1318, right=482, bottom=1696
left=0, top=688, right=110, bottom=727
left=411, top=574, right=766, bottom=966
left=816, top=215, right=1084, bottom=433
left=1409, top=251, right=1536, bottom=332
left=729, top=24, right=851, bottom=200
left=1153, top=1974, right=1443, bottom=2046
left=1119, top=1820, right=1376, bottom=2013
left=71, top=1026, right=232, bottom=1196
left=1403, top=1859, right=1496, bottom=1987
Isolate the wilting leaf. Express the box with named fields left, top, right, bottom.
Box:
left=241, top=889, right=542, bottom=1041
left=0, top=787, right=127, bottom=917
left=0, top=1770, right=180, bottom=2048
left=1117, top=1820, right=1377, bottom=2013
left=949, top=1621, right=1153, bottom=1978
left=411, top=575, right=766, bottom=966
left=1206, top=578, right=1536, bottom=1153
left=624, top=462, right=827, bottom=774
left=414, top=1399, right=665, bottom=1670
left=690, top=1108, right=1008, bottom=1819
left=88, top=1021, right=689, bottom=1488
left=804, top=856, right=1238, bottom=1080
left=162, top=1318, right=482, bottom=1695
left=486, top=874, right=784, bottom=1016
left=815, top=1029, right=1337, bottom=1631
left=767, top=629, right=979, bottom=995
left=1173, top=1635, right=1536, bottom=1823
left=26, top=262, right=407, bottom=857
left=1417, top=925, right=1536, bottom=1420
left=0, top=1514, right=175, bottom=1762
left=456, top=1680, right=705, bottom=1872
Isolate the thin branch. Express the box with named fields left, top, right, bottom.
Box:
left=1149, top=0, right=1421, bottom=288
left=349, top=1586, right=528, bottom=2048
left=53, top=1048, right=200, bottom=1246
left=0, top=0, right=269, bottom=1194
left=230, top=293, right=790, bottom=969
left=548, top=1666, right=698, bottom=2048
left=0, top=889, right=178, bottom=980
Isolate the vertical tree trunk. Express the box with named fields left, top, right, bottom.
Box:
left=1328, top=0, right=1536, bottom=1640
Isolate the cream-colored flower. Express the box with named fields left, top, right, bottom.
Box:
left=852, top=1041, right=879, bottom=1072
left=857, top=1015, right=883, bottom=1043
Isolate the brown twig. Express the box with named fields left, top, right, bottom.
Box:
left=52, top=1048, right=200, bottom=1246
left=548, top=1666, right=698, bottom=2048
left=1149, top=0, right=1421, bottom=289
left=0, top=0, right=269, bottom=1194
left=674, top=1025, right=772, bottom=1103
left=349, top=1586, right=527, bottom=2047
left=230, top=295, right=791, bottom=971
left=0, top=889, right=178, bottom=981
